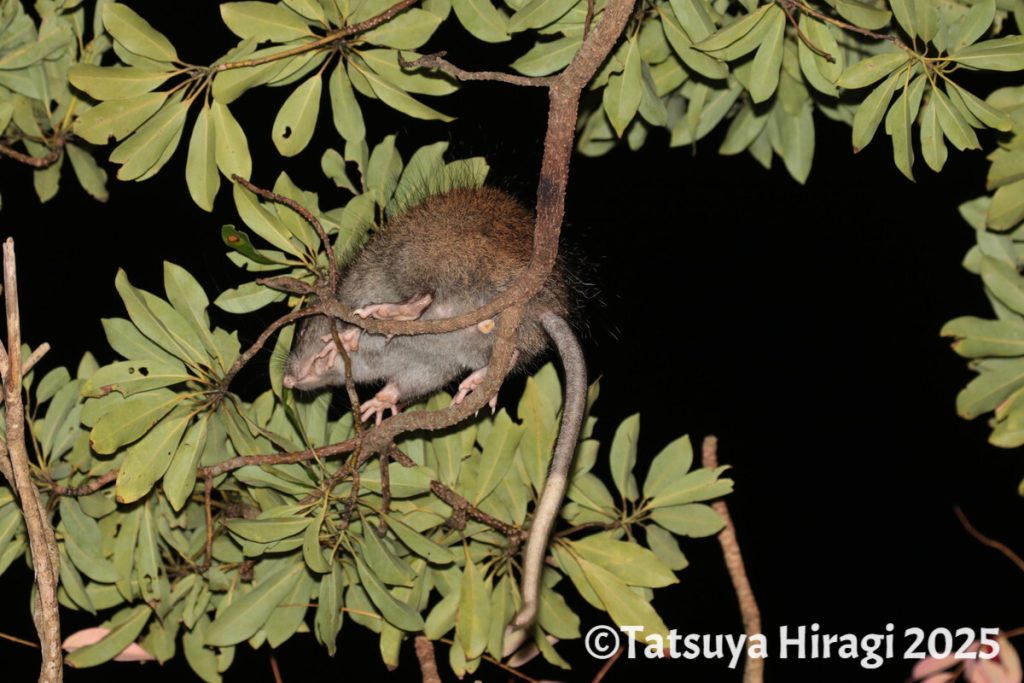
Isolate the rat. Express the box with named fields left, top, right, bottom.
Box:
left=282, top=185, right=587, bottom=656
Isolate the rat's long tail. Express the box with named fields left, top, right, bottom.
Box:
left=504, top=311, right=587, bottom=656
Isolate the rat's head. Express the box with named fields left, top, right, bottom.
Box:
left=282, top=313, right=346, bottom=392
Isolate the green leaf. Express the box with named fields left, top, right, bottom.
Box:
left=508, top=0, right=576, bottom=32
left=669, top=0, right=716, bottom=42
left=660, top=11, right=728, bottom=80
left=163, top=415, right=209, bottom=511
left=68, top=65, right=171, bottom=101
left=981, top=255, right=1024, bottom=314
left=472, top=410, right=523, bottom=504
left=272, top=72, right=321, bottom=156
left=329, top=61, right=364, bottom=142
left=919, top=91, right=946, bottom=172
left=362, top=8, right=443, bottom=48
left=956, top=357, right=1024, bottom=419
left=452, top=0, right=510, bottom=43
left=889, top=0, right=918, bottom=38
left=102, top=4, right=178, bottom=62
left=942, top=316, right=1024, bottom=358
left=113, top=269, right=208, bottom=365
left=609, top=413, right=640, bottom=501
left=115, top=408, right=191, bottom=504
left=851, top=68, right=903, bottom=152
left=456, top=555, right=490, bottom=659
left=0, top=28, right=70, bottom=70
left=693, top=3, right=772, bottom=58
left=511, top=35, right=581, bottom=76
left=361, top=461, right=435, bottom=498
left=989, top=179, right=1024, bottom=231
left=65, top=605, right=152, bottom=667
left=949, top=0, right=995, bottom=52
left=73, top=91, right=168, bottom=145
left=651, top=503, right=724, bottom=537
left=232, top=182, right=300, bottom=254
left=383, top=514, right=456, bottom=563
left=834, top=0, right=891, bottom=29
left=206, top=558, right=306, bottom=646
left=109, top=93, right=189, bottom=181
left=82, top=359, right=189, bottom=397
left=354, top=555, right=425, bottom=631
left=951, top=83, right=1011, bottom=132
left=424, top=582, right=460, bottom=639
left=570, top=535, right=678, bottom=588
left=933, top=87, right=980, bottom=151
left=837, top=52, right=909, bottom=89
left=885, top=72, right=925, bottom=181
left=186, top=103, right=219, bottom=211
left=214, top=281, right=287, bottom=314
left=953, top=36, right=1024, bottom=71
left=642, top=435, right=693, bottom=499
left=221, top=2, right=311, bottom=41
left=748, top=6, right=785, bottom=103
left=719, top=102, right=768, bottom=155
left=603, top=38, right=642, bottom=137
left=223, top=516, right=309, bottom=543
left=366, top=134, right=402, bottom=205
left=645, top=524, right=689, bottom=571
left=67, top=144, right=109, bottom=202
left=575, top=555, right=670, bottom=639
left=212, top=47, right=290, bottom=104
left=211, top=101, right=252, bottom=180
left=776, top=101, right=815, bottom=184
left=90, top=388, right=179, bottom=454
left=797, top=16, right=842, bottom=96
left=648, top=467, right=732, bottom=508
left=302, top=518, right=332, bottom=573
left=352, top=61, right=453, bottom=121
left=219, top=225, right=279, bottom=266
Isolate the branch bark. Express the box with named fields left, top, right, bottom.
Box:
left=702, top=436, right=762, bottom=683
left=0, top=239, right=63, bottom=683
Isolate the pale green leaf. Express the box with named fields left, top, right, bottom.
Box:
left=102, top=4, right=179, bottom=62
left=186, top=103, right=219, bottom=211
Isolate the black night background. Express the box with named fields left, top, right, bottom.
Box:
left=1, top=2, right=1022, bottom=681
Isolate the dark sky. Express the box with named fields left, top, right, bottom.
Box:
left=2, top=2, right=1023, bottom=681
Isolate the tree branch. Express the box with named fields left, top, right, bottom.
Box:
left=0, top=239, right=63, bottom=683
left=702, top=436, right=762, bottom=683
left=0, top=136, right=64, bottom=169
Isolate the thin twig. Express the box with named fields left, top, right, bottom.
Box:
left=0, top=239, right=63, bottom=683
left=584, top=0, right=596, bottom=38
left=212, top=0, right=420, bottom=73
left=431, top=481, right=527, bottom=541
left=22, top=343, right=50, bottom=377
left=414, top=635, right=441, bottom=683
left=778, top=0, right=910, bottom=52
left=702, top=436, right=762, bottom=683
left=202, top=476, right=214, bottom=570
left=591, top=646, right=624, bottom=683
left=778, top=1, right=835, bottom=62
left=955, top=506, right=1024, bottom=574
left=232, top=175, right=338, bottom=292
left=269, top=652, right=283, bottom=683
left=401, top=52, right=554, bottom=87
left=0, top=136, right=64, bottom=169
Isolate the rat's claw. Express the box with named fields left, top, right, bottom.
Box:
left=360, top=384, right=401, bottom=424
left=354, top=293, right=433, bottom=321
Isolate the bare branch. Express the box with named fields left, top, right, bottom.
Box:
left=401, top=52, right=554, bottom=87
left=702, top=436, right=762, bottom=683
left=0, top=136, right=64, bottom=169
left=1, top=239, right=63, bottom=683
left=414, top=635, right=442, bottom=683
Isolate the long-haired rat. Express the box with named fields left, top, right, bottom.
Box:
left=283, top=185, right=586, bottom=656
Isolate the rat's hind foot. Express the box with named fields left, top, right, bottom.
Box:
left=354, top=293, right=433, bottom=321
left=360, top=384, right=401, bottom=424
